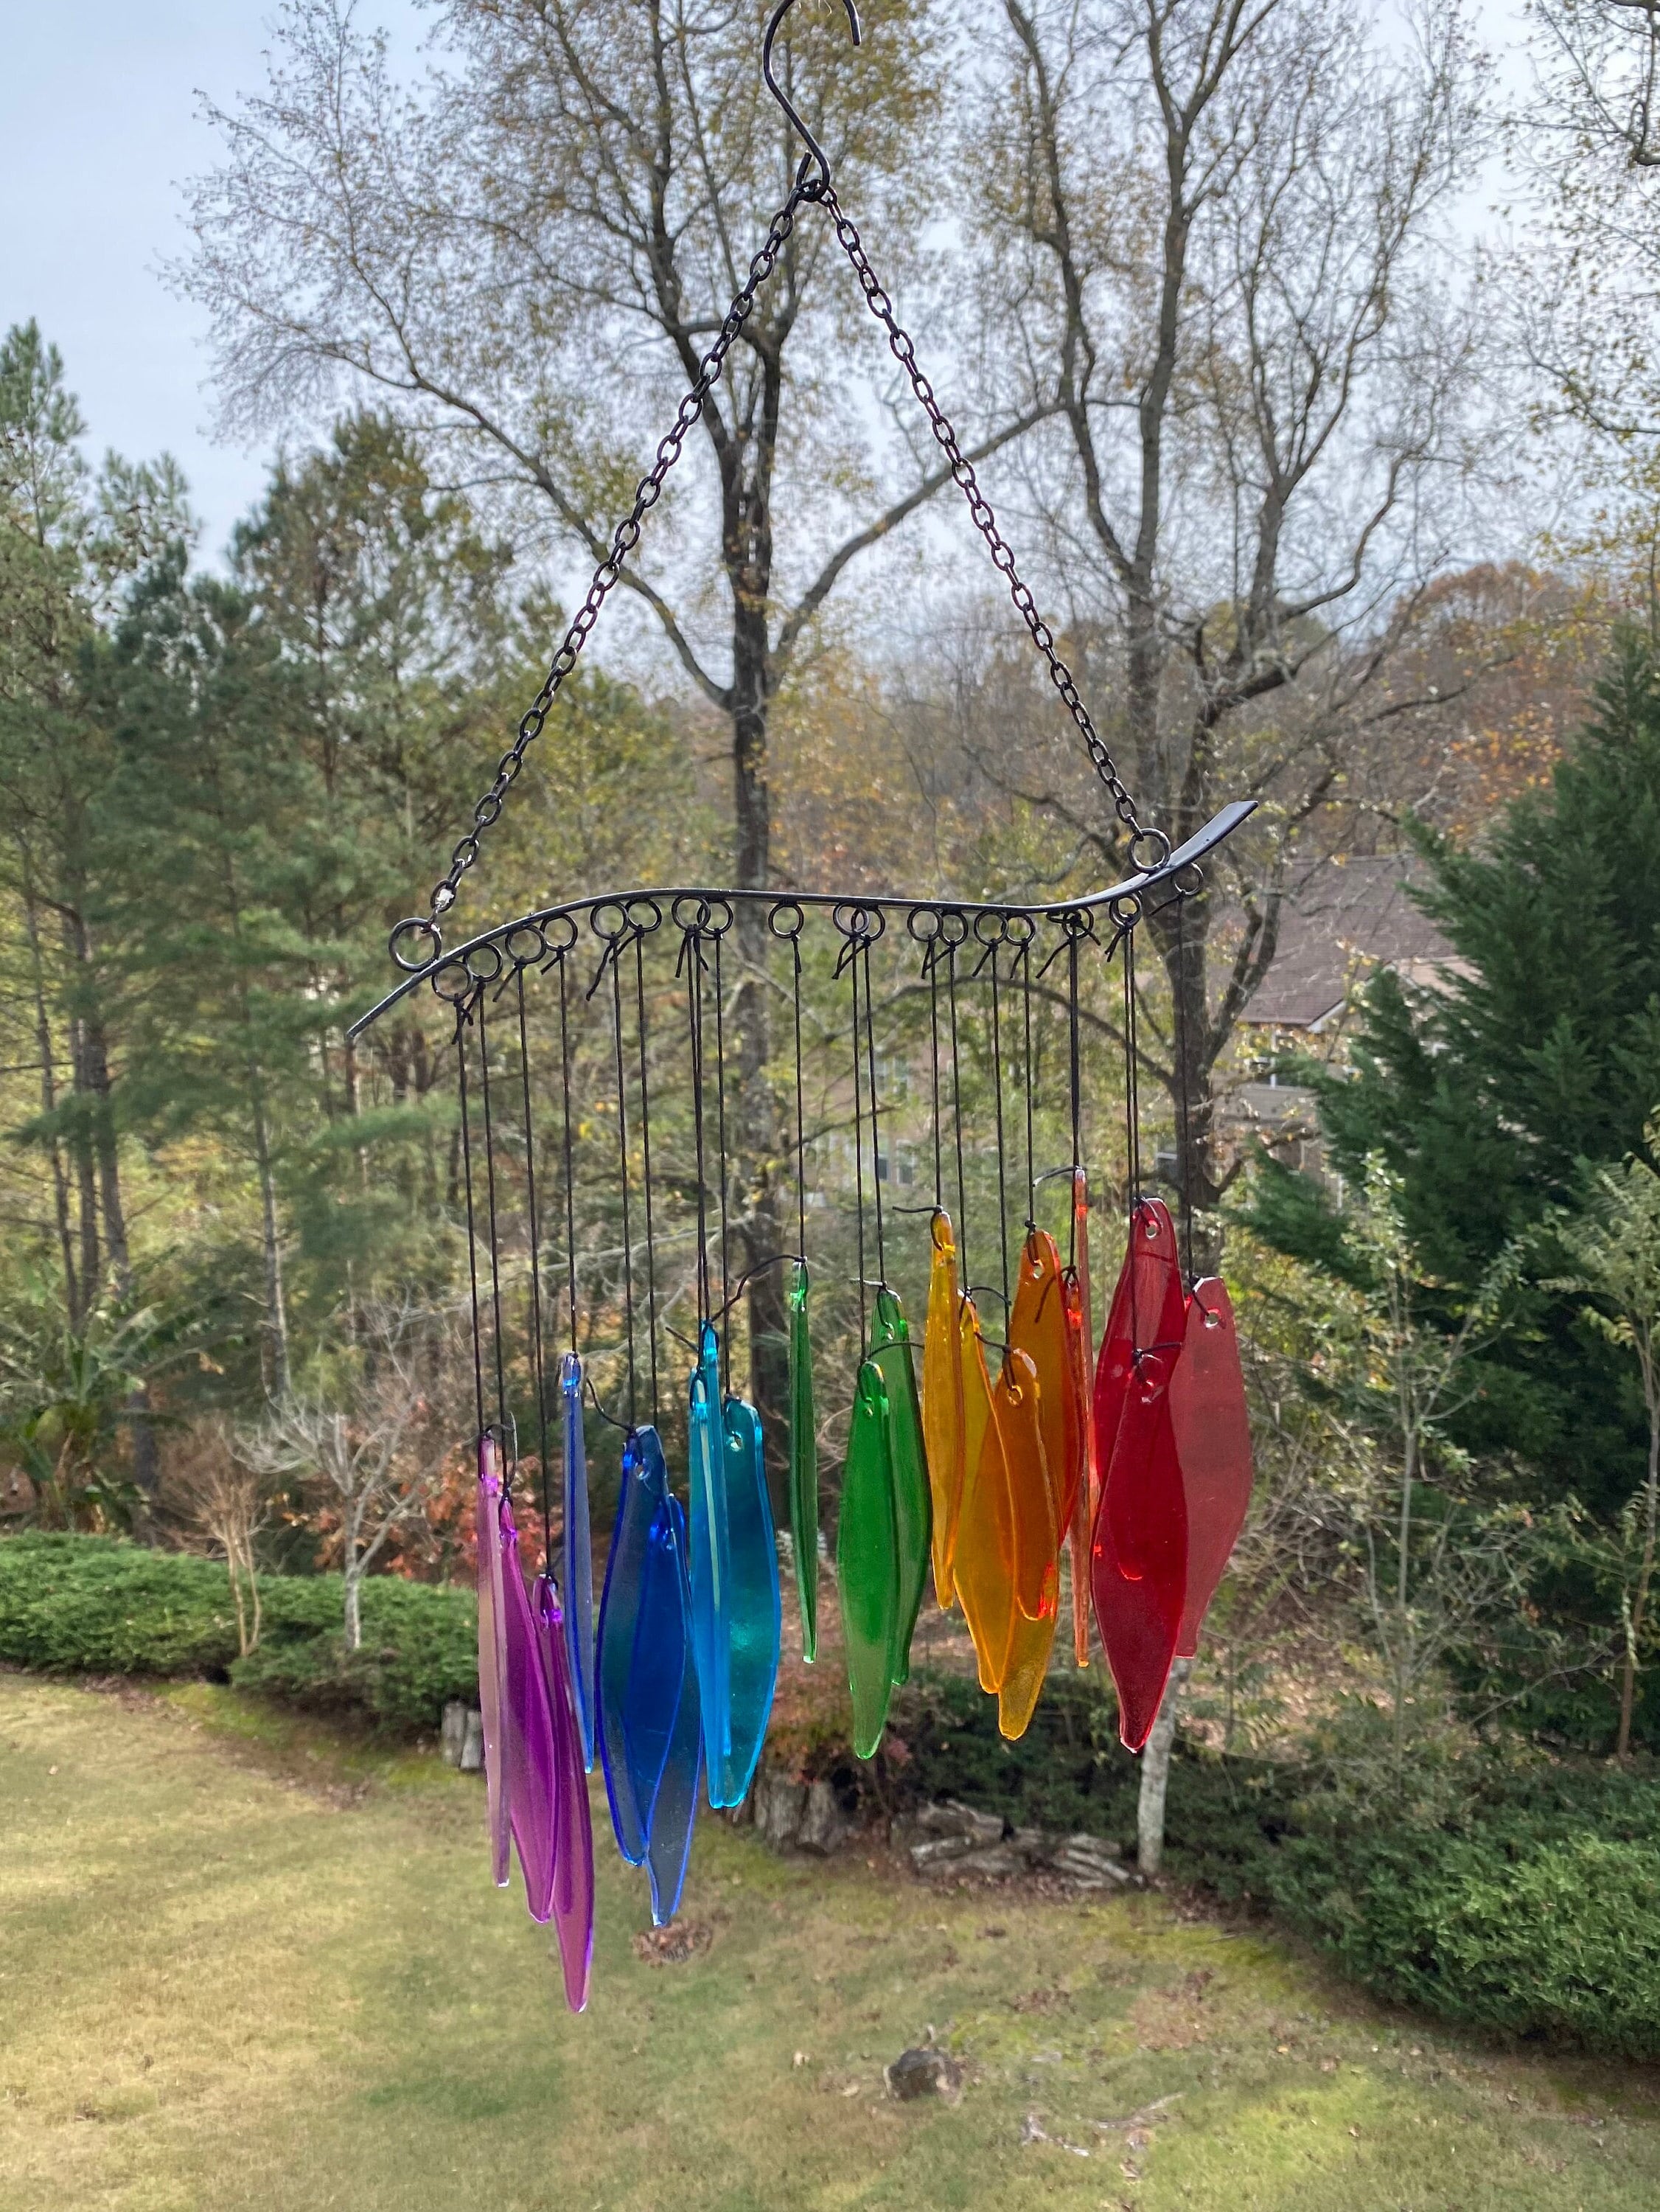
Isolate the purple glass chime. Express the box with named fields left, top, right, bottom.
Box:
left=475, top=1433, right=594, bottom=2013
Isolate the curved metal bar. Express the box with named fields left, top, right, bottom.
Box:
left=762, top=0, right=862, bottom=195
left=346, top=799, right=1255, bottom=1040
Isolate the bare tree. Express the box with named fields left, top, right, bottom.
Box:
left=1515, top=0, right=1660, bottom=465
left=168, top=1418, right=273, bottom=1657
left=176, top=0, right=1057, bottom=1443
left=239, top=1300, right=450, bottom=1648
left=974, top=0, right=1486, bottom=1215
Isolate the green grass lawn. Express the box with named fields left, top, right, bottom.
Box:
left=3, top=1672, right=1659, bottom=2211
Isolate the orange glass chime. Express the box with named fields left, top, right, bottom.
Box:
left=921, top=1187, right=1251, bottom=1750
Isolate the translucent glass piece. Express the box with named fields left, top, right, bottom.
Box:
left=686, top=1324, right=730, bottom=1791
left=921, top=1211, right=966, bottom=1609
left=713, top=1394, right=781, bottom=1807
left=475, top=1433, right=511, bottom=1889
left=838, top=1357, right=899, bottom=1759
left=994, top=1353, right=1058, bottom=1740
left=638, top=1492, right=702, bottom=1930
left=535, top=1575, right=595, bottom=2014
left=1092, top=1198, right=1187, bottom=1496
left=871, top=1287, right=931, bottom=1686
left=596, top=1427, right=660, bottom=1866
left=500, top=1492, right=557, bottom=1924
left=952, top=1302, right=1019, bottom=1695
left=1008, top=1231, right=1070, bottom=1621
left=560, top=1352, right=596, bottom=1773
left=1064, top=1169, right=1098, bottom=1666
left=1171, top=1278, right=1254, bottom=1658
left=787, top=1262, right=820, bottom=1662
left=1092, top=1349, right=1188, bottom=1753
left=593, top=1427, right=702, bottom=1919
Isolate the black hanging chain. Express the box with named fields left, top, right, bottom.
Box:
left=820, top=184, right=1156, bottom=852
left=390, top=170, right=1162, bottom=974
left=391, top=181, right=816, bottom=969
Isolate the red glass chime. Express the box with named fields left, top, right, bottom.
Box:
left=1089, top=1200, right=1252, bottom=1748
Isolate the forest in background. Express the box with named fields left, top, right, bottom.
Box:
left=9, top=0, right=1660, bottom=1852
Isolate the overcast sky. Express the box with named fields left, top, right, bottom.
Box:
left=4, top=0, right=1531, bottom=568
left=0, top=2, right=428, bottom=559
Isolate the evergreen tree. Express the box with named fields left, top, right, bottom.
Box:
left=1247, top=633, right=1660, bottom=1740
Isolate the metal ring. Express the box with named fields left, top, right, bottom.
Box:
left=672, top=895, right=713, bottom=933
left=938, top=907, right=969, bottom=947
left=464, top=942, right=504, bottom=985
left=1109, top=893, right=1143, bottom=930
left=832, top=900, right=885, bottom=944
left=431, top=959, right=472, bottom=1005
left=700, top=896, right=735, bottom=936
left=389, top=916, right=442, bottom=973
left=906, top=906, right=944, bottom=945
left=1004, top=913, right=1036, bottom=947
left=541, top=913, right=579, bottom=958
left=624, top=896, right=663, bottom=936
left=767, top=900, right=806, bottom=942
left=1172, top=860, right=1205, bottom=899
left=972, top=910, right=1009, bottom=947
left=591, top=900, right=630, bottom=942
left=1129, top=828, right=1173, bottom=873
left=504, top=922, right=545, bottom=968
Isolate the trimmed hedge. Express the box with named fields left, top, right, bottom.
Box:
left=1264, top=1750, right=1660, bottom=2059
left=0, top=1532, right=475, bottom=1731
left=887, top=1666, right=1660, bottom=2057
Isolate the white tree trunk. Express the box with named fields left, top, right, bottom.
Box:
left=1137, top=1658, right=1190, bottom=1878
left=343, top=1557, right=363, bottom=1652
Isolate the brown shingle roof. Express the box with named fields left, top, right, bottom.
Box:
left=1241, top=855, right=1456, bottom=1030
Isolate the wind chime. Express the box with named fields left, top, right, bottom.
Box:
left=349, top=0, right=1255, bottom=2014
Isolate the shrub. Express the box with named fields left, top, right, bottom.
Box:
left=0, top=1532, right=475, bottom=1731
left=229, top=1579, right=477, bottom=1731
left=1263, top=1739, right=1660, bottom=2056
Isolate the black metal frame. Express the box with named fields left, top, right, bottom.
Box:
left=349, top=803, right=1254, bottom=1040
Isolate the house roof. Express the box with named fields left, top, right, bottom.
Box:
left=1240, top=854, right=1456, bottom=1031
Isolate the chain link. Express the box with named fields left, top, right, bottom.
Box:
left=820, top=183, right=1154, bottom=853
left=392, top=181, right=815, bottom=970
left=392, top=171, right=1158, bottom=973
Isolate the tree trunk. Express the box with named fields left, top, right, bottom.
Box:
left=21, top=869, right=80, bottom=1325
left=343, top=1554, right=363, bottom=1652
left=1137, top=1658, right=1190, bottom=1877
left=723, top=397, right=789, bottom=1499
left=1617, top=1386, right=1660, bottom=1759
left=249, top=1069, right=290, bottom=1401
left=1146, top=891, right=1224, bottom=1273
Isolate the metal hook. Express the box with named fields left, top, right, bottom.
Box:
left=761, top=0, right=862, bottom=198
